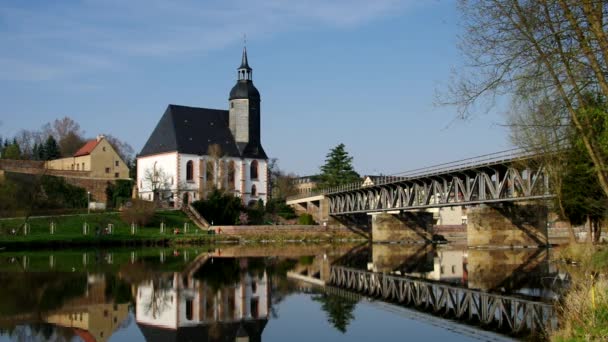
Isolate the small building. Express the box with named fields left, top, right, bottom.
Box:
left=292, top=175, right=320, bottom=195
left=45, top=135, right=130, bottom=179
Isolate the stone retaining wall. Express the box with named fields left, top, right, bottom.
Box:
left=211, top=225, right=362, bottom=240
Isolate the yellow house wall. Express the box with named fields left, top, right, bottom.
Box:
left=46, top=155, right=91, bottom=171
left=44, top=138, right=129, bottom=179
left=89, top=139, right=129, bottom=179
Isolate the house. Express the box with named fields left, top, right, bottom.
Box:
left=45, top=135, right=130, bottom=179
left=137, top=47, right=268, bottom=207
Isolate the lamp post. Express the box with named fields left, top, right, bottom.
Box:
left=87, top=191, right=91, bottom=214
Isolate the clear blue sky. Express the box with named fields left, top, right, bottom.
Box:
left=0, top=0, right=511, bottom=176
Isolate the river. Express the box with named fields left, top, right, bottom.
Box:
left=0, top=244, right=567, bottom=341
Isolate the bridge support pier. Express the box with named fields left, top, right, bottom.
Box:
left=371, top=212, right=433, bottom=243
left=467, top=204, right=548, bottom=248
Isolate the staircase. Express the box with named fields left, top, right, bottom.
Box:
left=182, top=204, right=210, bottom=230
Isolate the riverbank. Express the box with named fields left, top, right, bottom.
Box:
left=0, top=211, right=366, bottom=250
left=551, top=244, right=608, bottom=341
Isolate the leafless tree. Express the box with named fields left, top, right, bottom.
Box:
left=104, top=134, right=135, bottom=164
left=142, top=164, right=171, bottom=202
left=444, top=0, right=608, bottom=197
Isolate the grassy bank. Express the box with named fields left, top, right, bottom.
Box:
left=552, top=244, right=608, bottom=341
left=0, top=210, right=221, bottom=249
left=0, top=211, right=360, bottom=249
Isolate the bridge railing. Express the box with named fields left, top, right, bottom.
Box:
left=287, top=149, right=536, bottom=200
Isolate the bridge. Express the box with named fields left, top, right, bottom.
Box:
left=287, top=150, right=554, bottom=247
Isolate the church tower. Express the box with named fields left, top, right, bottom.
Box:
left=229, top=47, right=261, bottom=154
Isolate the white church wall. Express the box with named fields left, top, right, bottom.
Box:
left=137, top=153, right=178, bottom=202
left=243, top=158, right=268, bottom=205
left=135, top=281, right=178, bottom=329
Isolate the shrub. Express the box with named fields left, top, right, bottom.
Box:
left=191, top=189, right=243, bottom=225
left=120, top=199, right=155, bottom=226
left=298, top=213, right=315, bottom=225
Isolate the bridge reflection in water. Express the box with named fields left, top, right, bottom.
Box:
left=329, top=265, right=556, bottom=334
left=290, top=244, right=562, bottom=337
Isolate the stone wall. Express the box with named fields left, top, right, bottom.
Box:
left=371, top=212, right=433, bottom=243
left=0, top=159, right=114, bottom=203
left=211, top=225, right=362, bottom=240
left=467, top=204, right=548, bottom=247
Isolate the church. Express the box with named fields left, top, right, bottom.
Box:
left=136, top=47, right=268, bottom=207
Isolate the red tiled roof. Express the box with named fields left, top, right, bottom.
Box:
left=73, top=328, right=97, bottom=342
left=74, top=139, right=100, bottom=157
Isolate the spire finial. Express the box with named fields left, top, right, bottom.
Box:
left=239, top=37, right=251, bottom=71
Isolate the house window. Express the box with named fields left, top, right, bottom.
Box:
left=251, top=184, right=257, bottom=197
left=186, top=160, right=194, bottom=181
left=82, top=163, right=85, bottom=170
left=115, top=172, right=119, bottom=178
left=105, top=167, right=110, bottom=173
left=103, top=147, right=106, bottom=151
left=115, top=161, right=119, bottom=167
left=250, top=160, right=258, bottom=180
left=76, top=164, right=80, bottom=171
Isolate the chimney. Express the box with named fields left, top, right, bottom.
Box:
left=97, top=134, right=105, bottom=142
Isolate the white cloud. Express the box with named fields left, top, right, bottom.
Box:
left=0, top=0, right=417, bottom=81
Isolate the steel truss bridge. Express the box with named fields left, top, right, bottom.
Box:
left=325, top=149, right=553, bottom=215
left=329, top=266, right=557, bottom=334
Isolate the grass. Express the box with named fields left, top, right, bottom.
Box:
left=0, top=246, right=217, bottom=273
left=551, top=243, right=608, bottom=341
left=0, top=210, right=218, bottom=249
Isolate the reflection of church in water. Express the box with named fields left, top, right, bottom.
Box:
left=136, top=260, right=269, bottom=342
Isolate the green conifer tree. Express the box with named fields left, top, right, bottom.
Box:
left=319, top=143, right=360, bottom=188
left=44, top=136, right=61, bottom=160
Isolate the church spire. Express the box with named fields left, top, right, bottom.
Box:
left=237, top=45, right=252, bottom=81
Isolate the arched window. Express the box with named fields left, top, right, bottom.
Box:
left=250, top=160, right=258, bottom=180
left=186, top=160, right=193, bottom=181
left=206, top=160, right=214, bottom=184
left=251, top=184, right=257, bottom=197
left=227, top=161, right=236, bottom=190
left=185, top=299, right=193, bottom=320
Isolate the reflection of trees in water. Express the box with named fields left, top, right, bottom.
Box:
left=312, top=293, right=357, bottom=333
left=0, top=272, right=87, bottom=316
left=6, top=323, right=74, bottom=342
left=145, top=275, right=174, bottom=319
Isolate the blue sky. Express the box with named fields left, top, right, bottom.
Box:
left=0, top=0, right=511, bottom=175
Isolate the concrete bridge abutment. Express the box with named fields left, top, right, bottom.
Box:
left=371, top=212, right=434, bottom=243
left=467, top=204, right=548, bottom=248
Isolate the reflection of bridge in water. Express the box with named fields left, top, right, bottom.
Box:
left=329, top=265, right=557, bottom=334
left=287, top=244, right=562, bottom=336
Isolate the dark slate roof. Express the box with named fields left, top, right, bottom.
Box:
left=137, top=319, right=267, bottom=342
left=239, top=47, right=252, bottom=70
left=139, top=104, right=267, bottom=159
left=229, top=80, right=260, bottom=100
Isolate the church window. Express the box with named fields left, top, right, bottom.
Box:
left=186, top=299, right=193, bottom=320
left=231, top=102, right=234, bottom=109
left=250, top=160, right=258, bottom=180
left=251, top=184, right=257, bottom=197
left=186, top=161, right=194, bottom=182
left=115, top=161, right=119, bottom=167
left=105, top=167, right=110, bottom=174
left=206, top=160, right=214, bottom=182
left=227, top=161, right=236, bottom=190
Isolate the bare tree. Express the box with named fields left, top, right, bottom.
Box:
left=142, top=164, right=171, bottom=202
left=445, top=0, right=608, bottom=198
left=104, top=134, right=135, bottom=164
left=206, top=144, right=226, bottom=190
